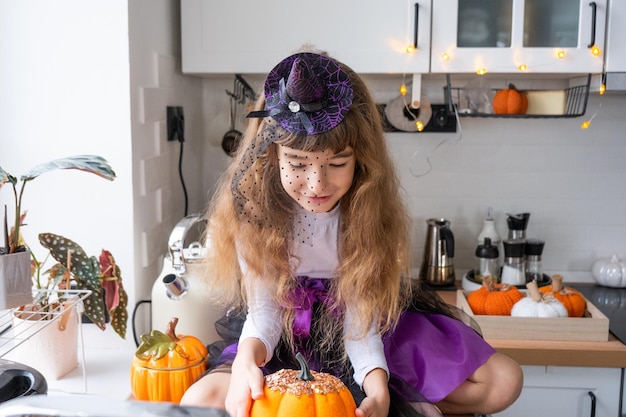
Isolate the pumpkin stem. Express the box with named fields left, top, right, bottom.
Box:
left=165, top=317, right=180, bottom=342
left=526, top=280, right=543, bottom=302
left=551, top=274, right=564, bottom=292
left=482, top=275, right=495, bottom=291
left=295, top=352, right=314, bottom=382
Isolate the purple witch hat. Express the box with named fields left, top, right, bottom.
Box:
left=247, top=52, right=353, bottom=135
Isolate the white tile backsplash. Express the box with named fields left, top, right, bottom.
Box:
left=385, top=93, right=626, bottom=280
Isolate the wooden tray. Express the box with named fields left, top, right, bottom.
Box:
left=456, top=290, right=609, bottom=342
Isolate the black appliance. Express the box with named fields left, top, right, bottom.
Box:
left=0, top=359, right=47, bottom=403
left=570, top=283, right=626, bottom=344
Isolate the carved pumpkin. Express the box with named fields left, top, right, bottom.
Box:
left=492, top=84, right=528, bottom=115
left=250, top=352, right=357, bottom=417
left=539, top=274, right=586, bottom=317
left=467, top=276, right=523, bottom=315
left=130, top=317, right=208, bottom=403
left=511, top=281, right=568, bottom=317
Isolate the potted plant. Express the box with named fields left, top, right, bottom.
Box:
left=10, top=234, right=128, bottom=379
left=0, top=155, right=116, bottom=310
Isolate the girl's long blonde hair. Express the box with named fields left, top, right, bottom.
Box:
left=201, top=57, right=412, bottom=352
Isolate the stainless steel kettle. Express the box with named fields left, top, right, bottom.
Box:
left=419, top=218, right=455, bottom=286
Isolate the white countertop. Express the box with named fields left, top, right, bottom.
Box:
left=44, top=323, right=136, bottom=399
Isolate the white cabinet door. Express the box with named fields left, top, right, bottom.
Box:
left=181, top=0, right=431, bottom=74
left=495, top=366, right=622, bottom=417
left=431, top=0, right=607, bottom=74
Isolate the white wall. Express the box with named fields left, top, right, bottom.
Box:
left=0, top=0, right=134, bottom=340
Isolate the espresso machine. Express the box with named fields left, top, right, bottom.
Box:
left=419, top=218, right=456, bottom=286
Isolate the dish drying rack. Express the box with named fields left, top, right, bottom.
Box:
left=0, top=289, right=91, bottom=358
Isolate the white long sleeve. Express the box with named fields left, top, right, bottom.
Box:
left=237, top=205, right=388, bottom=384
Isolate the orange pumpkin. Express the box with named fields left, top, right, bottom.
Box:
left=492, top=83, right=528, bottom=115
left=250, top=352, right=357, bottom=417
left=467, top=276, right=523, bottom=315
left=539, top=274, right=587, bottom=317
left=130, top=317, right=208, bottom=403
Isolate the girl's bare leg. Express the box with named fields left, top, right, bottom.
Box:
left=435, top=353, right=523, bottom=415
left=180, top=372, right=231, bottom=408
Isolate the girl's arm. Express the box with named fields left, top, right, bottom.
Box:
left=356, top=368, right=390, bottom=417
left=226, top=337, right=267, bottom=417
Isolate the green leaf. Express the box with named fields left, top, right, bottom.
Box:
left=110, top=288, right=128, bottom=339
left=20, top=155, right=116, bottom=182
left=0, top=166, right=17, bottom=186
left=76, top=280, right=106, bottom=330
left=38, top=233, right=100, bottom=289
left=135, top=330, right=176, bottom=361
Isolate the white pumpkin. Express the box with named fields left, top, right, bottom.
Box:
left=592, top=254, right=626, bottom=288
left=511, top=280, right=568, bottom=318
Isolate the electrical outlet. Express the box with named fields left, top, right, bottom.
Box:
left=167, top=106, right=184, bottom=142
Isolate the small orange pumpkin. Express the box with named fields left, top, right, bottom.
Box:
left=130, top=317, right=208, bottom=403
left=539, top=274, right=587, bottom=317
left=467, top=276, right=523, bottom=315
left=492, top=83, right=528, bottom=115
left=250, top=352, right=357, bottom=417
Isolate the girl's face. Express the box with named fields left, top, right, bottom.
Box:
left=277, top=144, right=356, bottom=213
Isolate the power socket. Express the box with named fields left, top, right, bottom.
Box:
left=167, top=106, right=184, bottom=142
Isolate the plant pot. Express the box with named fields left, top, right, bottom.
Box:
left=5, top=302, right=79, bottom=380
left=0, top=251, right=32, bottom=310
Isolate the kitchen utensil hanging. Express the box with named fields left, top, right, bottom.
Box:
left=221, top=75, right=257, bottom=156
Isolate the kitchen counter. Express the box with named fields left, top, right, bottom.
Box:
left=436, top=289, right=626, bottom=368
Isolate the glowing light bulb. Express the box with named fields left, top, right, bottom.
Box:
left=557, top=50, right=566, bottom=59
left=518, top=64, right=527, bottom=71
left=405, top=45, right=414, bottom=54
left=476, top=68, right=487, bottom=75
left=599, top=83, right=606, bottom=95
left=591, top=46, right=601, bottom=56
left=400, top=84, right=407, bottom=96
left=581, top=120, right=591, bottom=129
left=441, top=53, right=450, bottom=62
left=416, top=121, right=425, bottom=131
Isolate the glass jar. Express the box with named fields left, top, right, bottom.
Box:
left=475, top=237, right=500, bottom=283
left=525, top=239, right=545, bottom=283
left=501, top=240, right=526, bottom=286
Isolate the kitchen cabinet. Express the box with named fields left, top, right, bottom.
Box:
left=495, top=366, right=622, bottom=417
left=181, top=0, right=432, bottom=74
left=431, top=0, right=607, bottom=74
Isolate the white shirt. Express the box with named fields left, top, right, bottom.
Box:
left=238, top=205, right=389, bottom=386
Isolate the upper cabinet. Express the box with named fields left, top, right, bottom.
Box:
left=431, top=0, right=607, bottom=74
left=182, top=0, right=609, bottom=75
left=181, top=0, right=431, bottom=74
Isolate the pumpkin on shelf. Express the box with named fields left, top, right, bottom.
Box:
left=130, top=317, right=208, bottom=403
left=511, top=280, right=568, bottom=318
left=250, top=352, right=357, bottom=417
left=538, top=274, right=587, bottom=317
left=492, top=83, right=528, bottom=115
left=466, top=276, right=523, bottom=316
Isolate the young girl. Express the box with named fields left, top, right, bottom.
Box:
left=181, top=51, right=523, bottom=417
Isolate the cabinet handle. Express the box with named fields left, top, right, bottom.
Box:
left=587, top=391, right=596, bottom=417
left=413, top=3, right=419, bottom=48
left=587, top=1, right=597, bottom=48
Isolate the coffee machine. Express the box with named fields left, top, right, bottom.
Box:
left=419, top=218, right=456, bottom=286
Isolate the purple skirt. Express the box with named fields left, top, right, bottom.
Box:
left=383, top=311, right=495, bottom=403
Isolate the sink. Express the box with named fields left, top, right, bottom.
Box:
left=0, top=359, right=47, bottom=403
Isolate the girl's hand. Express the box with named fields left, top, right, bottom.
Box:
left=355, top=368, right=390, bottom=417
left=225, top=358, right=265, bottom=417
left=355, top=395, right=389, bottom=417
left=225, top=338, right=268, bottom=417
